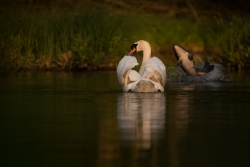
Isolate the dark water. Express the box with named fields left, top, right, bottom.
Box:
left=0, top=70, right=250, bottom=167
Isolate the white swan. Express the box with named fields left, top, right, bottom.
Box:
left=117, top=40, right=166, bottom=92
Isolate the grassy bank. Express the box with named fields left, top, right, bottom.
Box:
left=0, top=2, right=250, bottom=71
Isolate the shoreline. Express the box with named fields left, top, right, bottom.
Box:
left=1, top=1, right=250, bottom=71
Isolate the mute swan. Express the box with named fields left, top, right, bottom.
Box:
left=117, top=40, right=166, bottom=92
left=173, top=44, right=225, bottom=82
left=173, top=44, right=214, bottom=76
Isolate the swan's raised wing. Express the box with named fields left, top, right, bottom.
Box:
left=140, top=57, right=166, bottom=87
left=117, top=55, right=141, bottom=88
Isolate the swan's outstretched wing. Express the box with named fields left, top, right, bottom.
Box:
left=117, top=55, right=141, bottom=89
left=140, top=57, right=166, bottom=87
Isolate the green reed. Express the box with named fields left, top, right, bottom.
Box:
left=72, top=9, right=130, bottom=63
left=214, top=14, right=250, bottom=68
left=0, top=8, right=133, bottom=70
left=0, top=7, right=250, bottom=70
left=0, top=9, right=74, bottom=70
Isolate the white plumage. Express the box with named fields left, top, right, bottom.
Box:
left=117, top=40, right=166, bottom=92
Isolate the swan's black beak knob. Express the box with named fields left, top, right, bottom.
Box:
left=128, top=43, right=138, bottom=55
left=128, top=48, right=136, bottom=55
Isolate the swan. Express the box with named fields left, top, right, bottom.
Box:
left=173, top=44, right=225, bottom=82
left=117, top=40, right=166, bottom=92
left=173, top=44, right=214, bottom=76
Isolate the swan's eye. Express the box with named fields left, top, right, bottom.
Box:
left=130, top=43, right=138, bottom=50
left=188, top=53, right=193, bottom=61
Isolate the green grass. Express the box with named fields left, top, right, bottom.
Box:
left=0, top=5, right=250, bottom=71
left=214, top=14, right=250, bottom=68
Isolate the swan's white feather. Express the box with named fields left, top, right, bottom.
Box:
left=124, top=79, right=141, bottom=92
left=117, top=55, right=139, bottom=88
left=127, top=70, right=141, bottom=81
left=141, top=57, right=166, bottom=86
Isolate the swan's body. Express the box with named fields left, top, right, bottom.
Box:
left=117, top=40, right=166, bottom=92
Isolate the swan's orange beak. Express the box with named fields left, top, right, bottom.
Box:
left=128, top=48, right=136, bottom=55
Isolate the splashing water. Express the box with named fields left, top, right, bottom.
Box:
left=166, top=63, right=231, bottom=83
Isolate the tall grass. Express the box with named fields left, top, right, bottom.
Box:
left=214, top=14, right=250, bottom=68
left=72, top=9, right=130, bottom=63
left=0, top=6, right=250, bottom=71
left=0, top=9, right=74, bottom=70
left=0, top=8, right=132, bottom=70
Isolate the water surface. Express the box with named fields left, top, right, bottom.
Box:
left=0, top=70, right=250, bottom=167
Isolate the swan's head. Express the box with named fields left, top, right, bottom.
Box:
left=128, top=40, right=151, bottom=55
left=173, top=44, right=193, bottom=61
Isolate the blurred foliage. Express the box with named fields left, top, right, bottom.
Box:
left=0, top=0, right=250, bottom=70
left=215, top=15, right=250, bottom=68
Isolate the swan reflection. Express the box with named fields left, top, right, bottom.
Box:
left=117, top=93, right=166, bottom=149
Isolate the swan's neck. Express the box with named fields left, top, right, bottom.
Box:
left=139, top=46, right=151, bottom=75
left=142, top=46, right=151, bottom=63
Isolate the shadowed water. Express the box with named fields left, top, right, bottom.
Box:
left=0, top=70, right=250, bottom=167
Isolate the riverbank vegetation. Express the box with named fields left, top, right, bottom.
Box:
left=0, top=0, right=250, bottom=71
